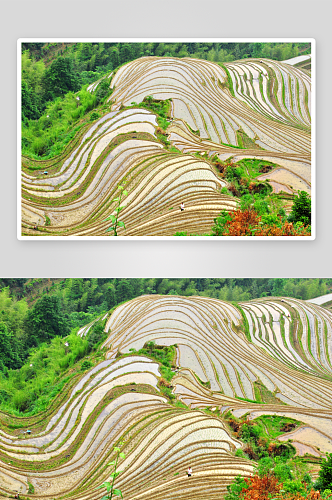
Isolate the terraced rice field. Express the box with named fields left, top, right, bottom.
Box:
left=0, top=355, right=252, bottom=500
left=21, top=108, right=236, bottom=236
left=283, top=54, right=311, bottom=73
left=102, top=296, right=332, bottom=407
left=1, top=294, right=330, bottom=499
left=101, top=295, right=332, bottom=455
left=21, top=56, right=311, bottom=236
left=111, top=58, right=311, bottom=195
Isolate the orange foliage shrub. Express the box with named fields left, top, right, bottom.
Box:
left=226, top=209, right=259, bottom=235
left=243, top=443, right=259, bottom=460
left=214, top=160, right=235, bottom=175
left=158, top=377, right=172, bottom=388
left=228, top=418, right=241, bottom=433
left=156, top=127, right=167, bottom=136
left=241, top=474, right=281, bottom=500
left=240, top=475, right=328, bottom=500
left=228, top=183, right=240, bottom=197
left=213, top=209, right=311, bottom=236
left=254, top=221, right=311, bottom=236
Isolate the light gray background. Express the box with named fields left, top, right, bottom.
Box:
left=1, top=0, right=331, bottom=277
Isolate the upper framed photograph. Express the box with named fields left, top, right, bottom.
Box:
left=18, top=39, right=315, bottom=239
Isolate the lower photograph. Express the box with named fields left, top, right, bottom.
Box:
left=1, top=278, right=332, bottom=500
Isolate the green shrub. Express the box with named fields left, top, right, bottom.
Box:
left=90, top=111, right=100, bottom=121
left=0, top=389, right=11, bottom=402
left=273, top=459, right=293, bottom=482
left=12, top=390, right=31, bottom=412
left=225, top=475, right=248, bottom=500
left=95, top=79, right=112, bottom=103
left=288, top=190, right=311, bottom=226
left=81, top=360, right=93, bottom=371
left=87, top=322, right=106, bottom=351
left=318, top=453, right=332, bottom=491
left=28, top=482, right=35, bottom=494
left=0, top=332, right=89, bottom=415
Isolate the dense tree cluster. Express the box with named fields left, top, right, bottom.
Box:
left=25, top=295, right=70, bottom=347
left=316, top=453, right=332, bottom=492
left=288, top=191, right=311, bottom=227
left=42, top=56, right=81, bottom=101
left=23, top=41, right=308, bottom=74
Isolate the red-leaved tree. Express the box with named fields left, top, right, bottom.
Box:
left=213, top=209, right=311, bottom=236
left=240, top=475, right=329, bottom=500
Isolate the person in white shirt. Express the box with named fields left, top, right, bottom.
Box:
left=180, top=202, right=185, bottom=211
left=187, top=466, right=192, bottom=477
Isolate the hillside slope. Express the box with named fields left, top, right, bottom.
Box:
left=1, top=295, right=330, bottom=500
